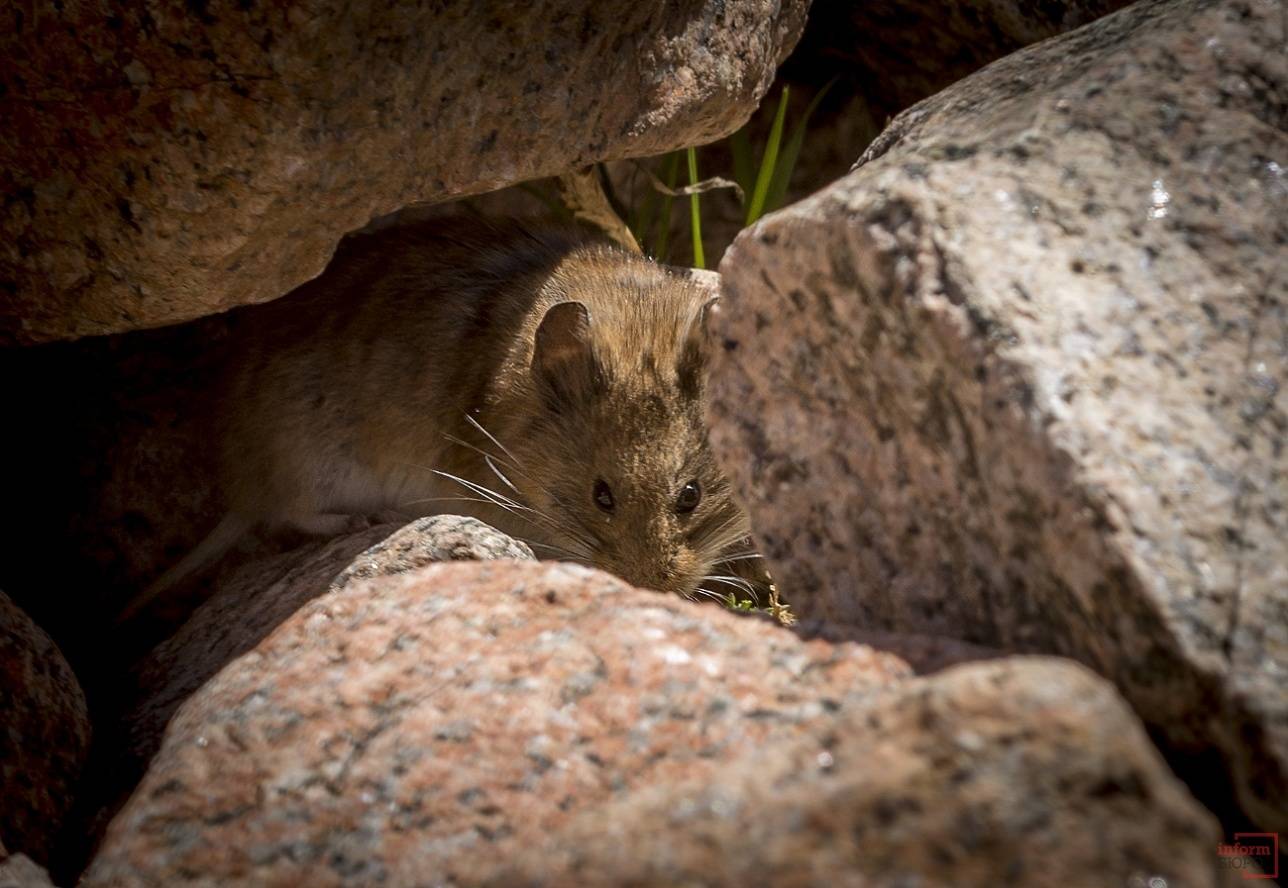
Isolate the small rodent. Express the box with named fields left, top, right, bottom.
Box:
left=120, top=217, right=765, bottom=621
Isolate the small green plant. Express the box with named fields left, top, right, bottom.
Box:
left=721, top=583, right=796, bottom=626
left=687, top=146, right=705, bottom=269
left=766, top=77, right=835, bottom=214
left=744, top=85, right=790, bottom=226
left=623, top=80, right=834, bottom=262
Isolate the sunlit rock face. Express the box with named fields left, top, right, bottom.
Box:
left=709, top=0, right=1287, bottom=834
left=83, top=560, right=912, bottom=886
left=0, top=0, right=806, bottom=344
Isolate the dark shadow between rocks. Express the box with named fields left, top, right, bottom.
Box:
left=794, top=619, right=1005, bottom=675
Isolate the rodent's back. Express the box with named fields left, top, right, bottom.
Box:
left=218, top=218, right=595, bottom=521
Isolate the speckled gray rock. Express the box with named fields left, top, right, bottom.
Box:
left=0, top=591, right=90, bottom=865
left=84, top=561, right=910, bottom=886
left=709, top=0, right=1287, bottom=832
left=0, top=0, right=806, bottom=344
left=492, top=658, right=1227, bottom=888
left=331, top=515, right=535, bottom=591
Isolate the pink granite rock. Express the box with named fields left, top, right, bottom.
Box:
left=492, top=658, right=1228, bottom=887
left=124, top=516, right=535, bottom=778
left=84, top=561, right=910, bottom=885
left=709, top=0, right=1287, bottom=832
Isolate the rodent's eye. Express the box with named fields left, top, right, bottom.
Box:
left=675, top=480, right=702, bottom=514
left=593, top=479, right=615, bottom=513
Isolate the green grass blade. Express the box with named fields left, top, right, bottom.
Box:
left=687, top=146, right=705, bottom=269
left=767, top=78, right=836, bottom=213
left=745, top=85, right=790, bottom=226
left=653, top=151, right=681, bottom=261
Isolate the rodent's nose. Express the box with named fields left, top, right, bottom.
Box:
left=610, top=557, right=677, bottom=595
left=602, top=537, right=697, bottom=596
left=632, top=556, right=700, bottom=598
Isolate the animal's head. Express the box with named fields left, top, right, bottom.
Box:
left=503, top=259, right=751, bottom=599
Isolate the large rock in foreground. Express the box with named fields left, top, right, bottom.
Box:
left=84, top=561, right=1225, bottom=887
left=84, top=562, right=911, bottom=885
left=494, top=659, right=1227, bottom=887
left=0, top=0, right=805, bottom=344
left=710, top=0, right=1286, bottom=832
left=0, top=591, right=90, bottom=864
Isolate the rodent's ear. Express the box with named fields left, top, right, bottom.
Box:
left=677, top=296, right=719, bottom=399
left=533, top=301, right=600, bottom=404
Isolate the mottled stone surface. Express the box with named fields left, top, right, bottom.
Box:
left=331, top=515, right=535, bottom=591
left=0, top=852, right=57, bottom=888
left=709, top=0, right=1287, bottom=832
left=0, top=591, right=90, bottom=864
left=84, top=561, right=910, bottom=886
left=0, top=0, right=806, bottom=344
left=493, top=659, right=1227, bottom=887
left=126, top=517, right=534, bottom=777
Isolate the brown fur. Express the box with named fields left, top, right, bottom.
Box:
left=121, top=218, right=759, bottom=620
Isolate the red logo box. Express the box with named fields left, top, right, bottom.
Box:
left=1217, top=833, right=1279, bottom=880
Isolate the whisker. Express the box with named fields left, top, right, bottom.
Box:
left=432, top=474, right=583, bottom=552
left=401, top=495, right=503, bottom=509
left=484, top=455, right=521, bottom=495
left=434, top=470, right=568, bottom=540
left=396, top=454, right=599, bottom=565
left=407, top=490, right=592, bottom=562
left=524, top=541, right=587, bottom=559
left=440, top=426, right=614, bottom=563
left=694, top=587, right=728, bottom=603
left=441, top=433, right=519, bottom=472
left=405, top=491, right=553, bottom=541
left=393, top=459, right=443, bottom=477
left=465, top=414, right=520, bottom=466
left=434, top=470, right=532, bottom=515
left=697, top=514, right=754, bottom=556
left=702, top=531, right=757, bottom=562
left=703, top=575, right=758, bottom=595
left=714, top=551, right=763, bottom=563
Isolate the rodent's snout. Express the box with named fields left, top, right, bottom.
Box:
left=601, top=547, right=702, bottom=598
